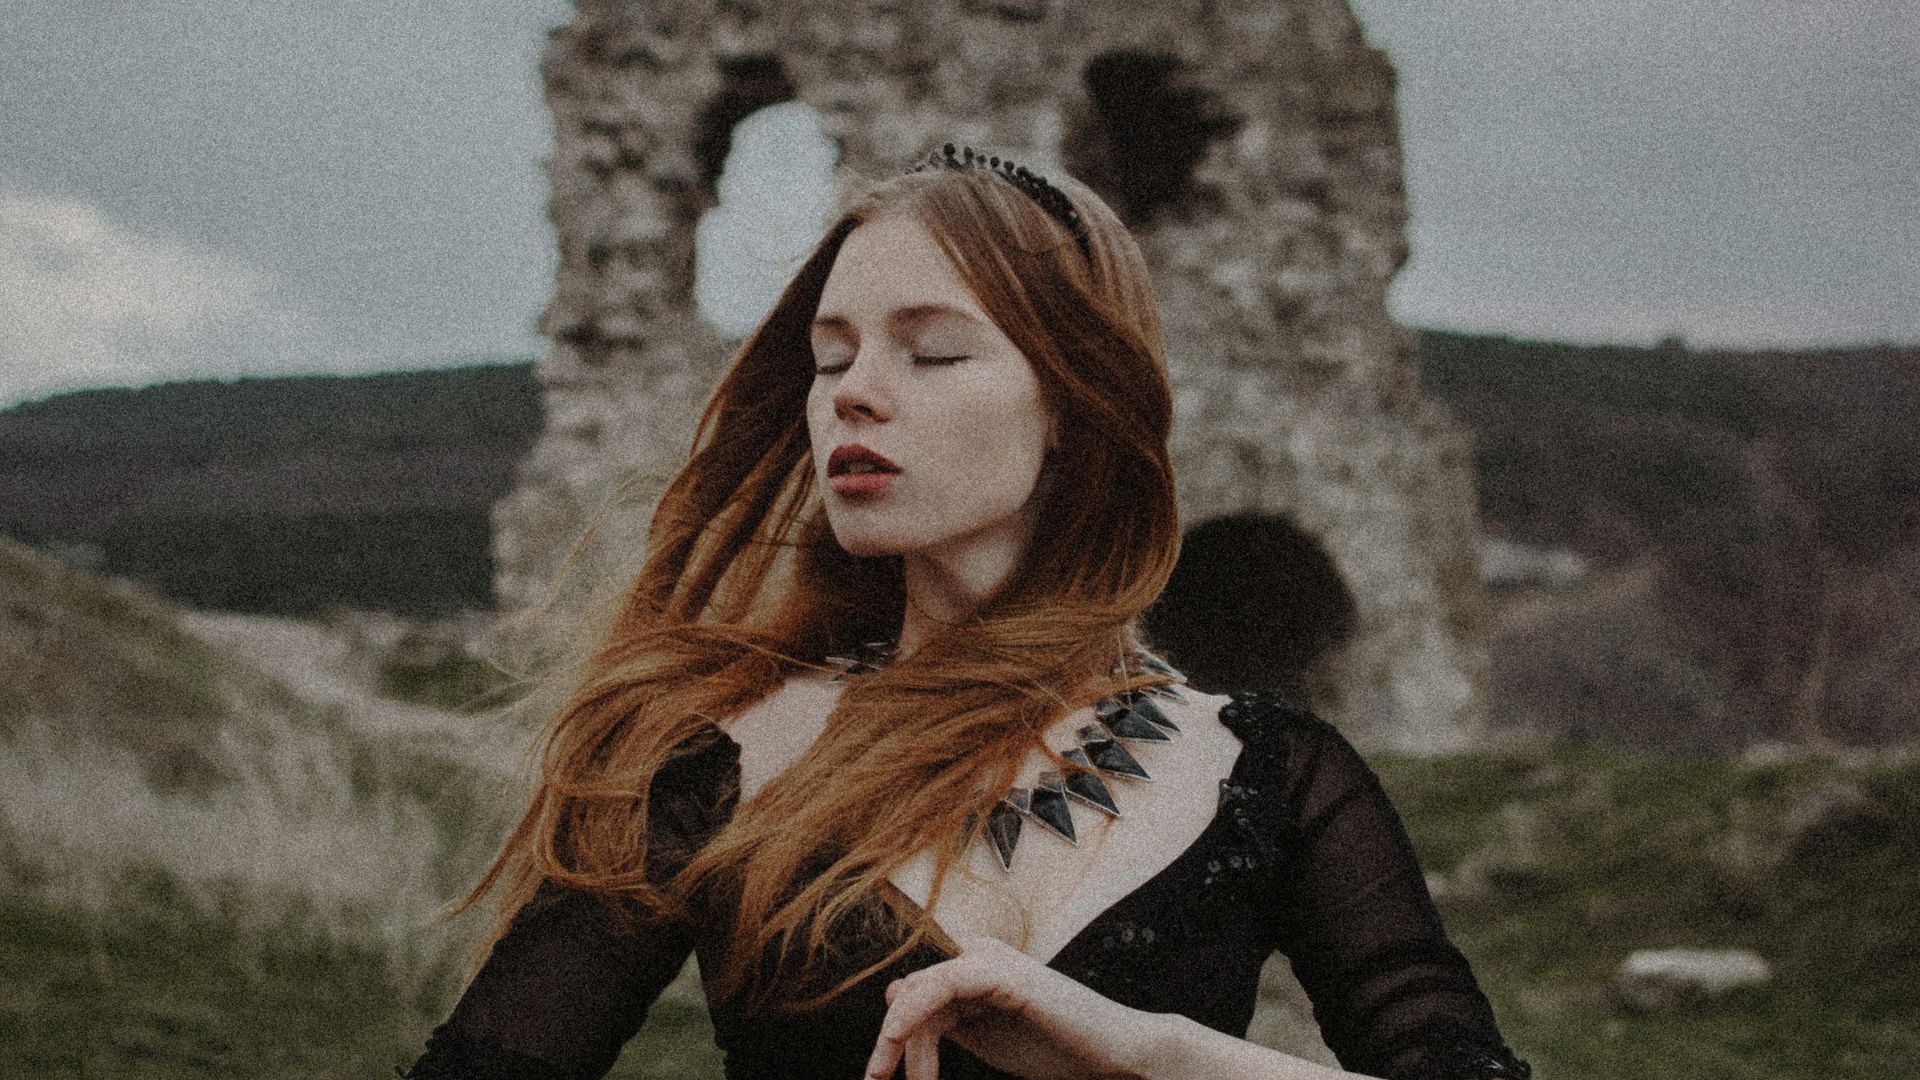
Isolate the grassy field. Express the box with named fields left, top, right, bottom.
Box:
left=5, top=707, right=1914, bottom=1079
left=1378, top=746, right=1919, bottom=1079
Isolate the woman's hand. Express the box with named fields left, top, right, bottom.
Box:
left=862, top=935, right=1165, bottom=1080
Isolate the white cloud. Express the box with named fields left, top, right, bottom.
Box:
left=0, top=191, right=359, bottom=406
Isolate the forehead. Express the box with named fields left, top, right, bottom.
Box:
left=810, top=214, right=994, bottom=334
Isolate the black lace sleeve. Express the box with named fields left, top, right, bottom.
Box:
left=397, top=729, right=740, bottom=1080
left=1249, top=695, right=1530, bottom=1080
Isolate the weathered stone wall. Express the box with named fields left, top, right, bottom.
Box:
left=494, top=0, right=1489, bottom=752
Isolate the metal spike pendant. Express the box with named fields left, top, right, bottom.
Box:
left=1128, top=693, right=1181, bottom=735
left=985, top=801, right=1024, bottom=871
left=1134, top=650, right=1184, bottom=680
left=834, top=639, right=1183, bottom=872
left=1077, top=724, right=1152, bottom=780
left=1095, top=697, right=1175, bottom=742
left=1059, top=751, right=1122, bottom=817
left=1026, top=771, right=1078, bottom=842
left=827, top=639, right=896, bottom=682
left=1003, top=787, right=1032, bottom=815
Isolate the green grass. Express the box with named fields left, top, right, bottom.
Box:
left=0, top=873, right=433, bottom=1079
left=1372, top=747, right=1920, bottom=1080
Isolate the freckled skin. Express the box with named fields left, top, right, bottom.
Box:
left=805, top=212, right=1056, bottom=637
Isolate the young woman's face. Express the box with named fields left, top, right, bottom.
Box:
left=805, top=212, right=1054, bottom=561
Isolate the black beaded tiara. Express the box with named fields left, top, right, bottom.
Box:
left=909, top=142, right=1092, bottom=262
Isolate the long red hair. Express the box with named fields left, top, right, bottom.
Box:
left=456, top=157, right=1182, bottom=1015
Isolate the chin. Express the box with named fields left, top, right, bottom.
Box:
left=824, top=510, right=941, bottom=559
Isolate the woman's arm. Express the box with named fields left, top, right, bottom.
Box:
left=1254, top=701, right=1530, bottom=1080
left=401, top=881, right=695, bottom=1080
left=400, top=731, right=739, bottom=1079
left=864, top=937, right=1379, bottom=1080
left=1132, top=1011, right=1370, bottom=1080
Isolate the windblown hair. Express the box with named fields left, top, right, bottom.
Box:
left=454, top=157, right=1181, bottom=1016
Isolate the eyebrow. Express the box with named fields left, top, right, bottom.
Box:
left=809, top=303, right=989, bottom=334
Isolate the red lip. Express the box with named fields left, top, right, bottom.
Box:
left=827, top=444, right=901, bottom=477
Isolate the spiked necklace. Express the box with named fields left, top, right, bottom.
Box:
left=826, top=640, right=1189, bottom=872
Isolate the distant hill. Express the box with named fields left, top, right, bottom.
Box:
left=1417, top=331, right=1920, bottom=747
left=1420, top=331, right=1920, bottom=564
left=0, top=362, right=541, bottom=615
left=4, top=334, right=1914, bottom=610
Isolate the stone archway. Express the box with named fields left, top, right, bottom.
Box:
left=1144, top=513, right=1356, bottom=709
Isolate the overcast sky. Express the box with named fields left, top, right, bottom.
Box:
left=1, top=0, right=1914, bottom=407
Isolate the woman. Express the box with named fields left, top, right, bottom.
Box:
left=401, top=144, right=1531, bottom=1080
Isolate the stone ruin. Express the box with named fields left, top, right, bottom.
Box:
left=492, top=0, right=1490, bottom=752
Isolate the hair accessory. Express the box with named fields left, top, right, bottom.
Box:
left=910, top=142, right=1093, bottom=263
left=830, top=641, right=1188, bottom=871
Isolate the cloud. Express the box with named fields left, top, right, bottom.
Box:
left=0, top=191, right=359, bottom=406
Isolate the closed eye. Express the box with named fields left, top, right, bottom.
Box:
left=811, top=355, right=970, bottom=375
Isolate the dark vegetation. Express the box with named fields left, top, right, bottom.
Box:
left=1422, top=331, right=1920, bottom=748
left=0, top=361, right=540, bottom=616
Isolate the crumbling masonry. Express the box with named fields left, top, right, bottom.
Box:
left=493, top=0, right=1489, bottom=752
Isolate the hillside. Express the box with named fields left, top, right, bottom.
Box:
left=1417, top=333, right=1920, bottom=748
left=0, top=535, right=530, bottom=1075
left=0, top=361, right=540, bottom=615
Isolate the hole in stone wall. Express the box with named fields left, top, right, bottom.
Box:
left=1142, top=513, right=1356, bottom=703
left=692, top=100, right=839, bottom=339
left=692, top=55, right=798, bottom=192
left=1064, top=50, right=1242, bottom=229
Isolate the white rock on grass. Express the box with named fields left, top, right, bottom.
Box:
left=1617, top=948, right=1772, bottom=1010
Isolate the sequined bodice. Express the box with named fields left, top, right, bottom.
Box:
left=400, top=691, right=1531, bottom=1080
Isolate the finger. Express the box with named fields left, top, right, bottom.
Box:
left=905, top=1026, right=940, bottom=1080
left=864, top=1028, right=903, bottom=1080
left=866, top=1000, right=952, bottom=1079
left=867, top=947, right=1032, bottom=1079
left=868, top=970, right=964, bottom=1079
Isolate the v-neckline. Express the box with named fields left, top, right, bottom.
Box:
left=701, top=699, right=1250, bottom=972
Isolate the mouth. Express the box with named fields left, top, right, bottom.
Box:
left=826, top=444, right=901, bottom=498
left=827, top=444, right=902, bottom=478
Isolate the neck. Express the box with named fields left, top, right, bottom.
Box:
left=894, top=511, right=1036, bottom=658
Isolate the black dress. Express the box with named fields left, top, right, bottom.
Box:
left=399, top=691, right=1531, bottom=1080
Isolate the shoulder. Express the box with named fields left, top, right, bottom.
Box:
left=1211, top=688, right=1384, bottom=801
left=1214, top=687, right=1342, bottom=754
left=1140, top=685, right=1341, bottom=754
left=649, top=722, right=743, bottom=842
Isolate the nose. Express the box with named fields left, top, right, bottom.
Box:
left=832, top=350, right=894, bottom=424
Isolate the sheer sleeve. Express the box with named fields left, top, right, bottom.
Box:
left=398, top=728, right=740, bottom=1080
left=1248, top=695, right=1531, bottom=1080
